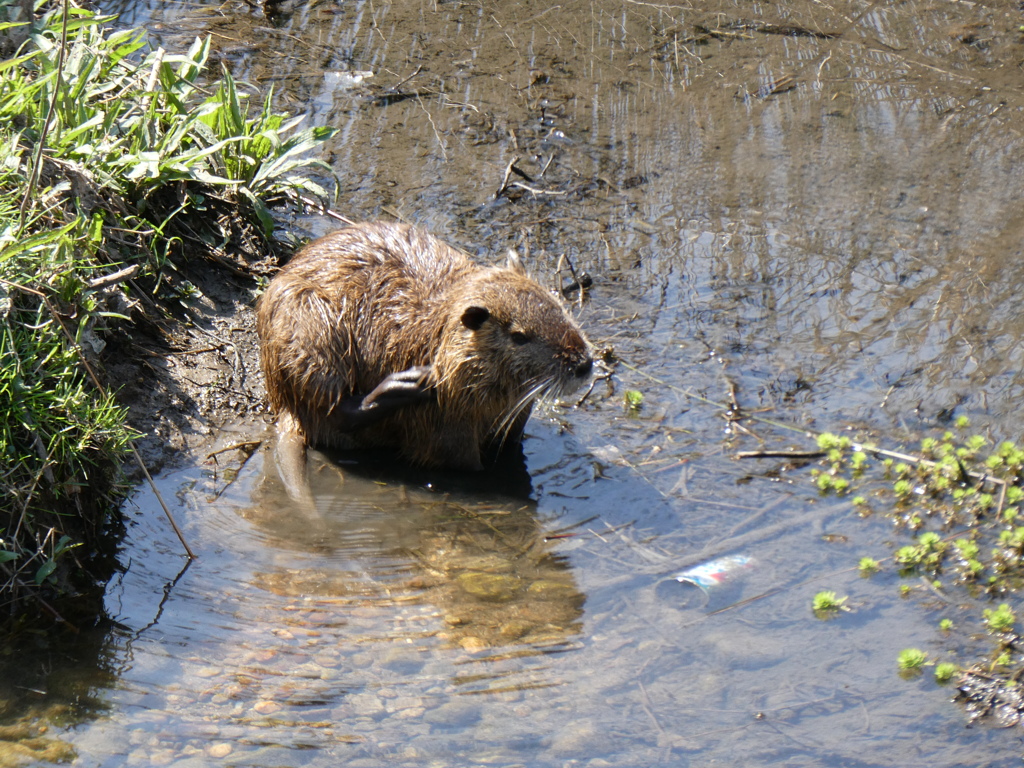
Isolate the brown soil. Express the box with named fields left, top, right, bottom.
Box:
left=102, top=234, right=281, bottom=478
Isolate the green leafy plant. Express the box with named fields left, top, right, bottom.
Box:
left=858, top=557, right=880, bottom=576
left=983, top=603, right=1015, bottom=634
left=0, top=6, right=336, bottom=614
left=809, top=425, right=1024, bottom=701
left=898, top=648, right=928, bottom=672
left=934, top=662, right=957, bottom=683
left=812, top=590, right=849, bottom=616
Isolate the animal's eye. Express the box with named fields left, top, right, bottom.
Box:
left=510, top=331, right=530, bottom=346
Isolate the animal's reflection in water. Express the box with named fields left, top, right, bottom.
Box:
left=240, top=444, right=585, bottom=651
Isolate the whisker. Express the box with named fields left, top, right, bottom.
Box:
left=491, top=376, right=551, bottom=451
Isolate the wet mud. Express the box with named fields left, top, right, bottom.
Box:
left=5, top=0, right=1024, bottom=764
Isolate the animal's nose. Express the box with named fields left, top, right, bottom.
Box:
left=574, top=358, right=593, bottom=378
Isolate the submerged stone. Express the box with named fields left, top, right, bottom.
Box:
left=457, top=572, right=521, bottom=601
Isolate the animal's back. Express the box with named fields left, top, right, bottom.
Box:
left=257, top=221, right=593, bottom=471
left=257, top=224, right=455, bottom=442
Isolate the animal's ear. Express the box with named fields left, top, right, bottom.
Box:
left=506, top=249, right=527, bottom=275
left=461, top=306, right=490, bottom=330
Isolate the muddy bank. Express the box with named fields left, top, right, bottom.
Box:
left=0, top=6, right=336, bottom=631
left=104, top=248, right=273, bottom=476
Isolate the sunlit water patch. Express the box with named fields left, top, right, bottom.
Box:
left=7, top=428, right=1001, bottom=766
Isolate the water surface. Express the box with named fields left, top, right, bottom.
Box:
left=7, top=0, right=1024, bottom=764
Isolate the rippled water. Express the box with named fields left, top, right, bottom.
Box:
left=6, top=0, right=1024, bottom=764
left=41, top=425, right=1023, bottom=766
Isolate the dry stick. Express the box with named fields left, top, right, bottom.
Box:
left=18, top=0, right=70, bottom=229
left=0, top=278, right=195, bottom=559
left=87, top=263, right=141, bottom=290
left=389, top=64, right=423, bottom=92
left=494, top=155, right=521, bottom=199
left=636, top=679, right=666, bottom=736
left=206, top=440, right=263, bottom=460
left=292, top=193, right=357, bottom=226
left=734, top=449, right=826, bottom=460
left=510, top=181, right=567, bottom=196
left=126, top=443, right=194, bottom=559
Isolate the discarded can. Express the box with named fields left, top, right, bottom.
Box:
left=674, top=554, right=753, bottom=591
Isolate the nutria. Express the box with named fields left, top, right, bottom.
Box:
left=256, top=222, right=593, bottom=490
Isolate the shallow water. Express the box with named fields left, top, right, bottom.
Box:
left=8, top=0, right=1024, bottom=764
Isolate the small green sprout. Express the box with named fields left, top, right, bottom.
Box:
left=955, top=538, right=979, bottom=560
left=895, top=545, right=919, bottom=567
left=898, top=648, right=928, bottom=671
left=624, top=390, right=644, bottom=410
left=812, top=590, right=848, bottom=615
left=934, top=662, right=958, bottom=683
left=965, top=435, right=986, bottom=452
left=939, top=618, right=953, bottom=632
left=850, top=451, right=868, bottom=473
left=955, top=415, right=970, bottom=429
left=858, top=557, right=880, bottom=576
left=983, top=603, right=1016, bottom=634
left=817, top=433, right=851, bottom=451
left=893, top=480, right=913, bottom=498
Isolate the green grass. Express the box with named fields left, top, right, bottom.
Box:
left=0, top=5, right=335, bottom=615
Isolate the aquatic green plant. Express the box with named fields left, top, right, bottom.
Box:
left=897, top=648, right=928, bottom=672
left=812, top=590, right=848, bottom=616
left=983, top=603, right=1015, bottom=634
left=624, top=389, right=644, bottom=410
left=858, top=557, right=880, bottom=576
left=934, top=662, right=957, bottom=683
left=807, top=426, right=1024, bottom=705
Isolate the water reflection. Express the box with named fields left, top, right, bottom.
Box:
left=248, top=448, right=585, bottom=654
left=68, top=443, right=588, bottom=766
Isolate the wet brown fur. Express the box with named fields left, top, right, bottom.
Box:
left=256, top=222, right=593, bottom=470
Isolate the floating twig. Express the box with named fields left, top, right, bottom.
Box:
left=510, top=181, right=568, bottom=196
left=735, top=450, right=827, bottom=460
left=495, top=155, right=522, bottom=199
left=388, top=64, right=423, bottom=92
left=206, top=440, right=263, bottom=460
